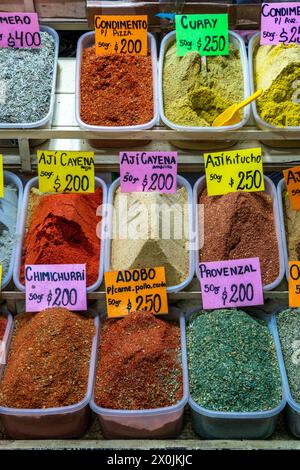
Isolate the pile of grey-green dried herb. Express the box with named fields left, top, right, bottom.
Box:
left=277, top=308, right=300, bottom=403
left=187, top=309, right=282, bottom=412
left=0, top=32, right=55, bottom=124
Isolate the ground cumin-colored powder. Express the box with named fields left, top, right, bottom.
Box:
left=80, top=48, right=154, bottom=126
left=21, top=188, right=102, bottom=286
left=0, top=308, right=95, bottom=409
left=199, top=190, right=279, bottom=285
left=94, top=312, right=182, bottom=410
left=0, top=316, right=7, bottom=341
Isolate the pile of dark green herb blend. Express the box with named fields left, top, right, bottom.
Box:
left=277, top=308, right=300, bottom=403
left=0, top=32, right=55, bottom=124
left=187, top=309, right=282, bottom=412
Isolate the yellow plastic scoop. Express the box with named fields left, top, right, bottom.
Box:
left=212, top=89, right=263, bottom=127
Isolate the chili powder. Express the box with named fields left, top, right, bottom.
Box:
left=80, top=48, right=154, bottom=127
left=21, top=188, right=102, bottom=286
left=94, top=311, right=182, bottom=410
left=0, top=316, right=7, bottom=341
left=0, top=308, right=95, bottom=409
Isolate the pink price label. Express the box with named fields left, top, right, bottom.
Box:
left=120, top=151, right=178, bottom=193
left=25, top=264, right=87, bottom=312
left=199, top=258, right=264, bottom=310
left=260, top=2, right=300, bottom=45
left=0, top=12, right=40, bottom=48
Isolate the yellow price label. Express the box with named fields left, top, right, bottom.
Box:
left=0, top=155, right=3, bottom=198
left=104, top=267, right=168, bottom=318
left=37, top=151, right=95, bottom=194
left=94, top=15, right=148, bottom=56
left=289, top=261, right=300, bottom=307
left=204, top=147, right=264, bottom=196
left=283, top=165, right=300, bottom=211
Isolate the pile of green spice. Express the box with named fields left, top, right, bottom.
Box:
left=277, top=308, right=300, bottom=403
left=0, top=31, right=55, bottom=124
left=187, top=309, right=282, bottom=412
left=94, top=311, right=182, bottom=410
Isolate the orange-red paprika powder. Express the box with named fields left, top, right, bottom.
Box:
left=21, top=188, right=102, bottom=286
left=0, top=316, right=7, bottom=341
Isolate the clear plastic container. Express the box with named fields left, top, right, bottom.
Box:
left=248, top=33, right=300, bottom=148
left=194, top=174, right=285, bottom=291
left=0, top=26, right=59, bottom=130
left=13, top=176, right=108, bottom=292
left=158, top=31, right=250, bottom=149
left=104, top=175, right=195, bottom=293
left=90, top=309, right=189, bottom=439
left=185, top=307, right=286, bottom=439
left=75, top=31, right=159, bottom=148
left=277, top=178, right=290, bottom=281
left=271, top=309, right=300, bottom=438
left=2, top=171, right=23, bottom=289
left=0, top=313, right=99, bottom=439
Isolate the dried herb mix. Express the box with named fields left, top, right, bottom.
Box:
left=21, top=188, right=102, bottom=286
left=277, top=308, right=300, bottom=403
left=94, top=312, right=182, bottom=410
left=80, top=48, right=153, bottom=127
left=187, top=309, right=282, bottom=412
left=0, top=308, right=95, bottom=409
left=199, top=190, right=279, bottom=286
left=0, top=31, right=55, bottom=124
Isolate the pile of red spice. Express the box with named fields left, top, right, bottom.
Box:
left=80, top=48, right=154, bottom=127
left=21, top=188, right=102, bottom=286
left=94, top=311, right=182, bottom=410
left=0, top=308, right=95, bottom=409
left=0, top=316, right=7, bottom=341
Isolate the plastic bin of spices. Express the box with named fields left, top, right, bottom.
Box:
left=248, top=33, right=300, bottom=148
left=90, top=309, right=189, bottom=439
left=277, top=177, right=293, bottom=280
left=75, top=31, right=159, bottom=148
left=13, top=176, right=107, bottom=292
left=185, top=307, right=286, bottom=439
left=1, top=171, right=23, bottom=289
left=158, top=31, right=250, bottom=150
left=0, top=312, right=99, bottom=439
left=104, top=175, right=195, bottom=293
left=271, top=308, right=300, bottom=437
left=0, top=309, right=13, bottom=379
left=194, top=174, right=285, bottom=291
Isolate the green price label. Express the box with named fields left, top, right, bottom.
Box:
left=175, top=14, right=229, bottom=57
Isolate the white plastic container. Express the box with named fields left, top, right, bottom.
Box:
left=185, top=307, right=286, bottom=439
left=0, top=313, right=99, bottom=439
left=0, top=26, right=59, bottom=130
left=90, top=309, right=189, bottom=439
left=249, top=33, right=300, bottom=139
left=13, top=176, right=107, bottom=292
left=104, top=176, right=195, bottom=293
left=194, top=174, right=285, bottom=291
left=75, top=31, right=159, bottom=133
left=271, top=308, right=300, bottom=438
left=2, top=171, right=23, bottom=289
left=158, top=31, right=250, bottom=133
left=277, top=178, right=290, bottom=281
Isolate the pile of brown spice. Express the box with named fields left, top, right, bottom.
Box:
left=94, top=312, right=182, bottom=410
left=80, top=48, right=154, bottom=127
left=199, top=190, right=279, bottom=285
left=0, top=316, right=7, bottom=341
left=0, top=308, right=95, bottom=409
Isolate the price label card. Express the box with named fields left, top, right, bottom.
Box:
left=288, top=261, right=300, bottom=306
left=204, top=147, right=264, bottom=196
left=175, top=14, right=229, bottom=57
left=37, top=151, right=95, bottom=194
left=104, top=267, right=168, bottom=318
left=199, top=258, right=264, bottom=310
left=0, top=13, right=40, bottom=48
left=94, top=15, right=148, bottom=56
left=25, top=264, right=87, bottom=312
left=283, top=166, right=300, bottom=210
left=260, top=3, right=300, bottom=45
left=120, top=151, right=177, bottom=193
